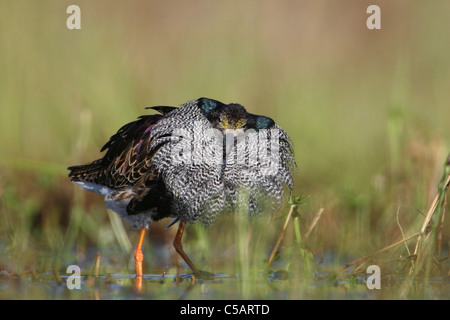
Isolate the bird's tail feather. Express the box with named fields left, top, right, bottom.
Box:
left=67, top=159, right=103, bottom=183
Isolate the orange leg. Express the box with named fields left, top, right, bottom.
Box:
left=173, top=220, right=200, bottom=275
left=134, top=227, right=146, bottom=292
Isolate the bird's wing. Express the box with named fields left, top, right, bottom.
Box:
left=68, top=110, right=172, bottom=190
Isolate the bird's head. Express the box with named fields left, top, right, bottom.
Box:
left=197, top=97, right=275, bottom=132
left=197, top=98, right=277, bottom=158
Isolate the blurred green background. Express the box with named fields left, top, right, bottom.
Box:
left=0, top=0, right=449, bottom=298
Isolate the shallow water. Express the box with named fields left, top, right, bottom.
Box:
left=1, top=267, right=448, bottom=300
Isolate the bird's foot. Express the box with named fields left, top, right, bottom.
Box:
left=193, top=269, right=216, bottom=279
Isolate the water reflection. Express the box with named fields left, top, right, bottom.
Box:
left=1, top=268, right=448, bottom=300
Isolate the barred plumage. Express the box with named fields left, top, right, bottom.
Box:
left=68, top=97, right=297, bottom=280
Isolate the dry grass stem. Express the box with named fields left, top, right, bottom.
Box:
left=94, top=252, right=101, bottom=278
left=340, top=154, right=450, bottom=278
left=338, top=232, right=421, bottom=274
left=412, top=172, right=450, bottom=256
left=304, top=208, right=324, bottom=241
left=267, top=204, right=296, bottom=270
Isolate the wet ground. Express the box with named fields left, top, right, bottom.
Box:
left=1, top=267, right=448, bottom=300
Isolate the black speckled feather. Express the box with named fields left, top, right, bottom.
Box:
left=68, top=98, right=297, bottom=229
